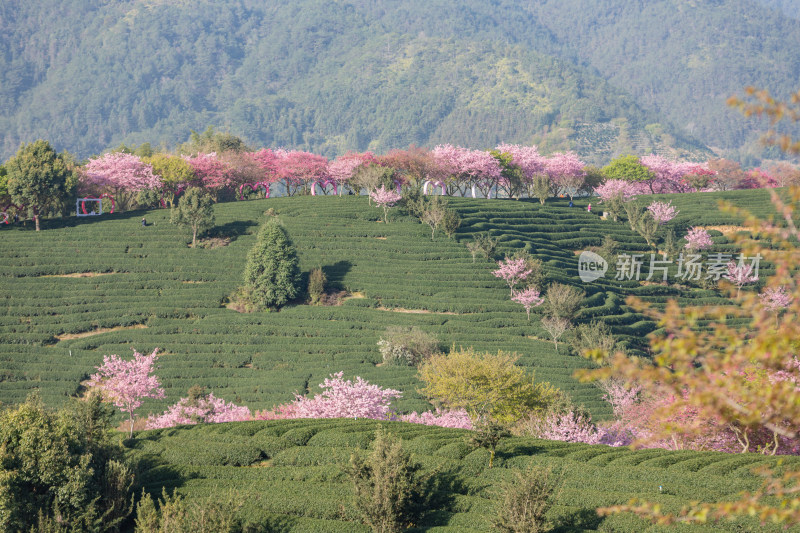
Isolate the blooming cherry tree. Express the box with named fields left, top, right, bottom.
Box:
left=724, top=261, right=759, bottom=297
left=275, top=150, right=329, bottom=195
left=145, top=390, right=251, bottom=429
left=82, top=152, right=159, bottom=211
left=399, top=408, right=473, bottom=429
left=760, top=285, right=793, bottom=317
left=87, top=348, right=165, bottom=437
left=545, top=152, right=586, bottom=200
left=271, top=372, right=402, bottom=420
left=433, top=144, right=502, bottom=197
left=684, top=227, right=713, bottom=251
left=369, top=185, right=402, bottom=223
left=594, top=179, right=635, bottom=202
left=492, top=257, right=532, bottom=296
left=183, top=152, right=231, bottom=198
left=512, top=287, right=544, bottom=320
left=647, top=201, right=679, bottom=224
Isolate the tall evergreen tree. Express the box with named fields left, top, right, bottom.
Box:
left=243, top=218, right=300, bottom=310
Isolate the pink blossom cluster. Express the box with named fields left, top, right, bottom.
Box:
left=639, top=155, right=708, bottom=194
left=87, top=348, right=165, bottom=437
left=82, top=152, right=159, bottom=193
left=546, top=152, right=586, bottom=196
left=432, top=144, right=503, bottom=194
left=145, top=392, right=251, bottom=429
left=724, top=261, right=759, bottom=296
left=760, top=286, right=793, bottom=312
left=87, top=348, right=165, bottom=416
left=684, top=227, right=713, bottom=250
left=495, top=143, right=546, bottom=181
left=492, top=257, right=532, bottom=296
left=399, top=408, right=473, bottom=429
left=257, top=372, right=402, bottom=420
left=511, top=287, right=544, bottom=320
left=369, top=185, right=402, bottom=207
left=646, top=201, right=679, bottom=224
left=183, top=152, right=232, bottom=191
left=328, top=152, right=377, bottom=185
left=594, top=179, right=636, bottom=202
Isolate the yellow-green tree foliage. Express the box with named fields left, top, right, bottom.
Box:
left=417, top=347, right=556, bottom=424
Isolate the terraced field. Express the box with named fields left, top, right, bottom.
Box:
left=131, top=418, right=800, bottom=532
left=0, top=190, right=778, bottom=420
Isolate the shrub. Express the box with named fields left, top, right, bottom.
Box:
left=134, top=489, right=243, bottom=533
left=417, top=346, right=556, bottom=424
left=308, top=267, right=327, bottom=305
left=569, top=321, right=620, bottom=360
left=543, top=283, right=584, bottom=322
left=377, top=326, right=440, bottom=366
left=469, top=232, right=499, bottom=261
left=242, top=218, right=301, bottom=311
left=346, top=427, right=431, bottom=533
left=493, top=466, right=560, bottom=533
left=442, top=207, right=461, bottom=238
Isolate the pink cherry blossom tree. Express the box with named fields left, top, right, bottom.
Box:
left=257, top=372, right=402, bottom=420
left=86, top=348, right=165, bottom=438
left=145, top=389, right=251, bottom=429
left=81, top=152, right=160, bottom=211
left=492, top=257, right=532, bottom=296
left=594, top=179, right=636, bottom=202
left=399, top=408, right=473, bottom=429
left=724, top=261, right=759, bottom=297
left=760, top=285, right=792, bottom=312
left=275, top=150, right=329, bottom=195
left=545, top=152, right=586, bottom=201
left=432, top=144, right=502, bottom=197
left=684, top=227, right=713, bottom=251
left=495, top=144, right=547, bottom=197
left=328, top=152, right=377, bottom=193
left=647, top=201, right=679, bottom=224
left=639, top=155, right=707, bottom=194
left=511, top=287, right=544, bottom=320
left=183, top=152, right=231, bottom=200
left=369, top=185, right=402, bottom=223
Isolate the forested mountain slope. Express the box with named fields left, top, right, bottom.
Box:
left=755, top=0, right=800, bottom=19
left=0, top=0, right=797, bottom=163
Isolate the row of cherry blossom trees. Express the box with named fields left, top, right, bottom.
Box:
left=87, top=350, right=472, bottom=433
left=75, top=144, right=791, bottom=214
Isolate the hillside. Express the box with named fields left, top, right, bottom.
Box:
left=128, top=418, right=800, bottom=531
left=755, top=0, right=800, bottom=19
left=4, top=0, right=799, bottom=163
left=0, top=191, right=777, bottom=421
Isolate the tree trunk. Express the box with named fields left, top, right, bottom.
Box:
left=34, top=214, right=40, bottom=231
left=192, top=225, right=197, bottom=247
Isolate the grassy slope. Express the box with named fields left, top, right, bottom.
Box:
left=0, top=191, right=777, bottom=421
left=130, top=418, right=800, bottom=532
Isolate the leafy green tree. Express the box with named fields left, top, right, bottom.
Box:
left=5, top=140, right=71, bottom=231
left=144, top=153, right=196, bottom=207
left=0, top=394, right=134, bottom=532
left=418, top=347, right=556, bottom=424
left=601, top=155, right=655, bottom=192
left=170, top=187, right=215, bottom=247
left=347, top=427, right=431, bottom=533
left=242, top=218, right=301, bottom=310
